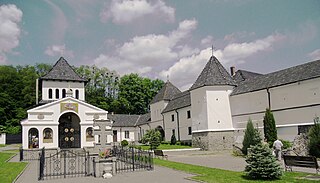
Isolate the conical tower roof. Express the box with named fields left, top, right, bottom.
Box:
left=40, top=57, right=87, bottom=82
left=190, top=56, right=236, bottom=90
left=150, top=81, right=181, bottom=104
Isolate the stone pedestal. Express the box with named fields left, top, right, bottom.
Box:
left=192, top=130, right=234, bottom=151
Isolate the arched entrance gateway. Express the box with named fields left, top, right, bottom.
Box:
left=156, top=126, right=165, bottom=141
left=58, top=112, right=81, bottom=148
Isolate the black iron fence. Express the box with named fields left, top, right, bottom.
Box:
left=112, top=146, right=153, bottom=173
left=39, top=148, right=88, bottom=180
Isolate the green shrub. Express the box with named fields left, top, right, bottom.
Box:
left=141, top=129, right=161, bottom=150
left=170, top=134, right=177, bottom=145
left=176, top=141, right=181, bottom=145
left=308, top=117, right=320, bottom=158
left=245, top=143, right=283, bottom=180
left=161, top=141, right=170, bottom=145
left=242, top=118, right=262, bottom=155
left=280, top=139, right=292, bottom=149
left=121, top=140, right=129, bottom=147
left=263, top=108, right=278, bottom=144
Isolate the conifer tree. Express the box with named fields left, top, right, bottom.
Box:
left=242, top=118, right=261, bottom=155
left=308, top=117, right=320, bottom=158
left=245, top=143, right=283, bottom=180
left=263, top=108, right=277, bottom=144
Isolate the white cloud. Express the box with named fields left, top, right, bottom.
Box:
left=94, top=19, right=197, bottom=75
left=201, top=35, right=213, bottom=46
left=0, top=4, right=22, bottom=63
left=160, top=34, right=282, bottom=90
left=45, top=44, right=74, bottom=58
left=100, top=0, right=175, bottom=24
left=308, top=49, right=320, bottom=60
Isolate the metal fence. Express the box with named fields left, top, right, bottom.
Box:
left=39, top=148, right=88, bottom=180
left=112, top=146, right=153, bottom=173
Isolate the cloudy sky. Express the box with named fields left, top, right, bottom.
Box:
left=1, top=0, right=320, bottom=90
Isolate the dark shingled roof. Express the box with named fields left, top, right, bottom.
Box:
left=150, top=81, right=181, bottom=104
left=136, top=113, right=151, bottom=126
left=233, top=70, right=263, bottom=83
left=162, top=90, right=191, bottom=113
left=232, top=59, right=320, bottom=95
left=41, top=57, right=87, bottom=82
left=190, top=56, right=237, bottom=90
left=109, top=114, right=140, bottom=127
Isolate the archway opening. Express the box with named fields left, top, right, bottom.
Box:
left=58, top=112, right=81, bottom=148
left=28, top=128, right=39, bottom=149
left=155, top=126, right=165, bottom=141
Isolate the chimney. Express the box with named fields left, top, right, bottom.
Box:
left=230, top=66, right=236, bottom=76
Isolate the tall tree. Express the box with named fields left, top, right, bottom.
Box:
left=242, top=118, right=261, bottom=155
left=263, top=108, right=278, bottom=144
left=308, top=117, right=320, bottom=158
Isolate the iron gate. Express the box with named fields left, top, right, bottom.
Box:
left=39, top=149, right=88, bottom=180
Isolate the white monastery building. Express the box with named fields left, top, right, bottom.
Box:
left=22, top=56, right=320, bottom=151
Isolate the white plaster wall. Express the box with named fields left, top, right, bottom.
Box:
left=190, top=87, right=208, bottom=132
left=206, top=87, right=233, bottom=130
left=22, top=97, right=108, bottom=149
left=136, top=124, right=151, bottom=141
left=270, top=78, right=320, bottom=110
left=150, top=101, right=168, bottom=122
left=163, top=111, right=177, bottom=141
left=0, top=133, right=5, bottom=144
left=112, top=127, right=136, bottom=142
left=277, top=126, right=298, bottom=141
left=177, top=107, right=192, bottom=141
left=42, top=80, right=85, bottom=101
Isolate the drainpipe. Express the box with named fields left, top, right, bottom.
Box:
left=138, top=126, right=142, bottom=140
left=175, top=110, right=181, bottom=141
left=161, top=113, right=165, bottom=140
left=267, top=88, right=271, bottom=109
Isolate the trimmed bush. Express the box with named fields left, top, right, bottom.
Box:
left=170, top=134, right=177, bottom=145
left=308, top=117, right=320, bottom=158
left=141, top=129, right=161, bottom=150
left=121, top=140, right=129, bottom=147
left=280, top=139, right=292, bottom=150
left=263, top=108, right=278, bottom=144
left=242, top=118, right=262, bottom=155
left=245, top=143, right=283, bottom=180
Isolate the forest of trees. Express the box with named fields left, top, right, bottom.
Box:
left=0, top=63, right=164, bottom=134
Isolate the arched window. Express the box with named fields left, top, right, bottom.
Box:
left=56, top=89, right=59, bottom=99
left=43, top=128, right=53, bottom=143
left=48, top=89, right=52, bottom=99
left=75, top=89, right=79, bottom=99
left=62, top=89, right=66, bottom=98
left=86, top=127, right=94, bottom=141
left=28, top=128, right=39, bottom=149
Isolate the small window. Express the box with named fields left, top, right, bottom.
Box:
left=43, top=128, right=53, bottom=143
left=62, top=89, right=66, bottom=98
left=187, top=110, right=191, bottom=119
left=75, top=89, right=79, bottom=99
left=55, top=89, right=59, bottom=99
left=48, top=89, right=52, bottom=99
left=125, top=131, right=129, bottom=138
left=298, top=125, right=313, bottom=135
left=171, top=114, right=174, bottom=121
left=172, top=129, right=175, bottom=136
left=188, top=127, right=192, bottom=135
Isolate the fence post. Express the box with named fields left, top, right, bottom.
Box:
left=64, top=151, right=66, bottom=178
left=93, top=157, right=96, bottom=177
left=131, top=147, right=135, bottom=171
left=19, top=147, right=23, bottom=161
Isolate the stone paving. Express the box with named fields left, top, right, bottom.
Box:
left=1, top=145, right=319, bottom=183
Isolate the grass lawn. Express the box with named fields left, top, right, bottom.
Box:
left=138, top=144, right=192, bottom=150
left=0, top=144, right=6, bottom=147
left=0, top=152, right=27, bottom=183
left=154, top=158, right=318, bottom=183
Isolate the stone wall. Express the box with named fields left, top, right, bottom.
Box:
left=192, top=131, right=234, bottom=151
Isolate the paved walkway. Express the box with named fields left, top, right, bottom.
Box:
left=5, top=147, right=320, bottom=182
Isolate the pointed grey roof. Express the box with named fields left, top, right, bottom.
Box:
left=40, top=57, right=87, bottom=82
left=162, top=90, right=191, bottom=113
left=150, top=81, right=181, bottom=104
left=190, top=56, right=237, bottom=90
left=233, top=70, right=263, bottom=83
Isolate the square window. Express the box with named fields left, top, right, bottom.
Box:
left=171, top=114, right=174, bottom=121
left=125, top=131, right=129, bottom=138
left=188, top=127, right=192, bottom=135
left=187, top=110, right=191, bottom=119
